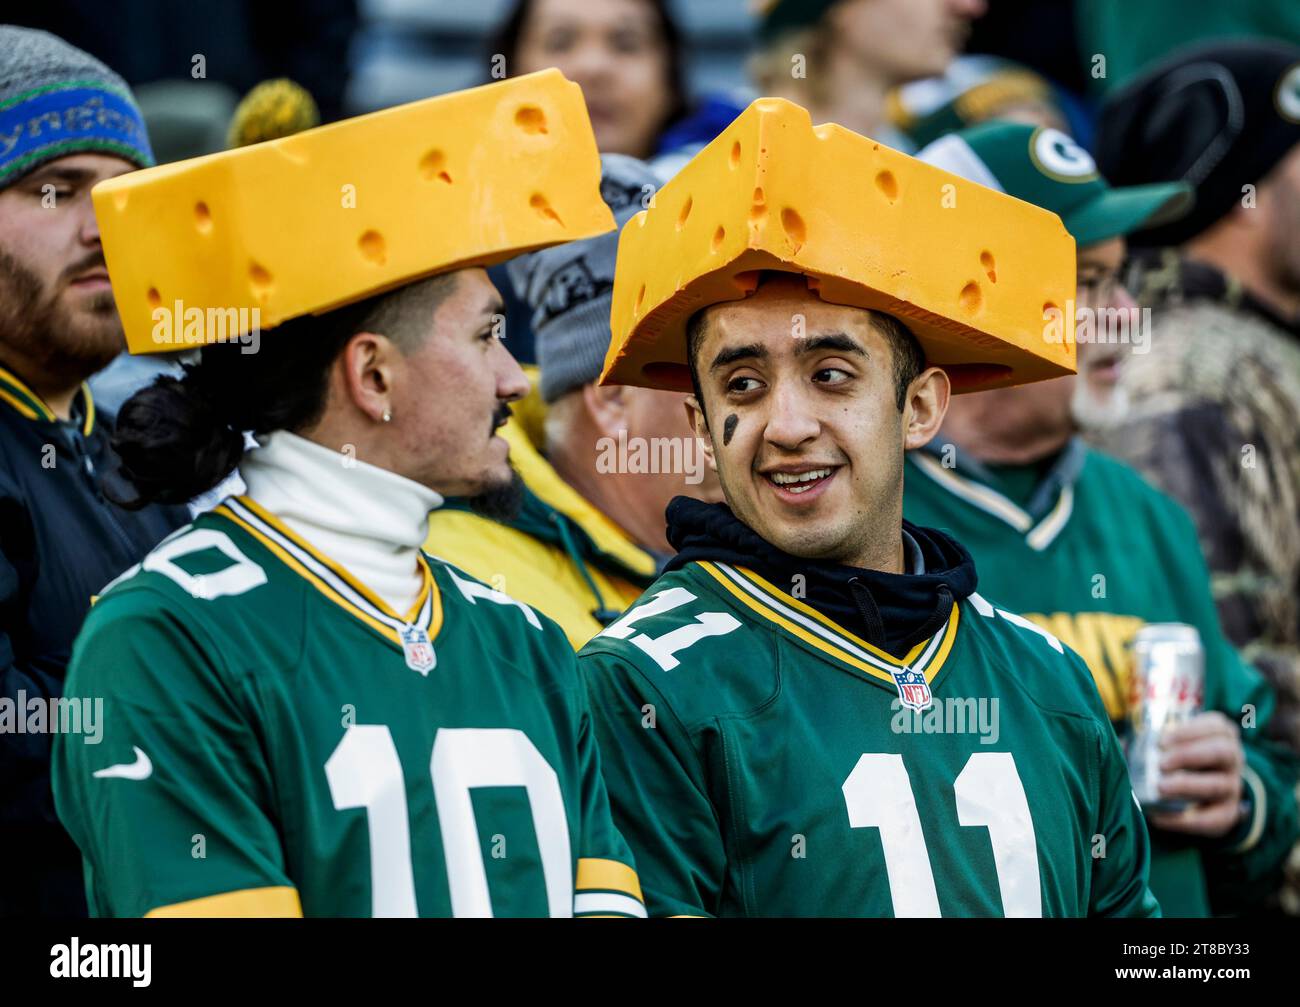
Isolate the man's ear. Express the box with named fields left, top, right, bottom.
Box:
left=903, top=366, right=950, bottom=451
left=685, top=394, right=718, bottom=472
left=580, top=381, right=628, bottom=438
left=339, top=330, right=398, bottom=424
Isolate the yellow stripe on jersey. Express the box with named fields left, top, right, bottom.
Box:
left=725, top=563, right=935, bottom=668
left=146, top=886, right=303, bottom=918
left=238, top=495, right=441, bottom=629
left=698, top=562, right=960, bottom=687
left=0, top=363, right=57, bottom=421
left=79, top=381, right=95, bottom=435
left=215, top=501, right=441, bottom=648
left=576, top=857, right=644, bottom=902
left=216, top=505, right=399, bottom=642
left=0, top=385, right=40, bottom=420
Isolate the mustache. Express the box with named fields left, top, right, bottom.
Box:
left=492, top=402, right=513, bottom=431
left=60, top=251, right=108, bottom=285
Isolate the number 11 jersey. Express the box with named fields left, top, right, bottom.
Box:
left=53, top=496, right=644, bottom=918
left=578, top=561, right=1160, bottom=917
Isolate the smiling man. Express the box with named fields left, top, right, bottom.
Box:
left=0, top=26, right=188, bottom=917
left=577, top=98, right=1159, bottom=917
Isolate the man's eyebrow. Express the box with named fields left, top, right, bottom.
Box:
left=794, top=332, right=867, bottom=357
left=710, top=343, right=768, bottom=371
left=478, top=296, right=505, bottom=318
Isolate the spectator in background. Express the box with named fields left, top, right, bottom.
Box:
left=751, top=0, right=987, bottom=149
left=425, top=155, right=721, bottom=647
left=486, top=0, right=698, bottom=362
left=489, top=0, right=689, bottom=160
left=1095, top=43, right=1300, bottom=911
left=908, top=123, right=1300, bottom=917
left=1092, top=43, right=1300, bottom=790
left=0, top=26, right=190, bottom=916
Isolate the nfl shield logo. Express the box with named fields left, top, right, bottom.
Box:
left=400, top=625, right=437, bottom=676
left=891, top=667, right=932, bottom=712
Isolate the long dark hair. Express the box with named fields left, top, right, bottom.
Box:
left=486, top=0, right=691, bottom=150
left=108, top=294, right=384, bottom=509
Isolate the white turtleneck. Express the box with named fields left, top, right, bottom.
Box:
left=240, top=431, right=443, bottom=615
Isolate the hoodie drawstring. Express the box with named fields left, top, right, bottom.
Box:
left=910, top=584, right=955, bottom=648
left=847, top=577, right=887, bottom=648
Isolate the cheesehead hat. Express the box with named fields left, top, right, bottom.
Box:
left=601, top=97, right=1077, bottom=395
left=93, top=69, right=615, bottom=355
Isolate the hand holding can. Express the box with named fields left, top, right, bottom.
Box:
left=1125, top=623, right=1205, bottom=814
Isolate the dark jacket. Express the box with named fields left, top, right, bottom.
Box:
left=664, top=496, right=978, bottom=658
left=0, top=362, right=187, bottom=916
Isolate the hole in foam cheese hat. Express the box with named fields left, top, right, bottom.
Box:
left=92, top=69, right=616, bottom=355
left=601, top=97, right=1077, bottom=395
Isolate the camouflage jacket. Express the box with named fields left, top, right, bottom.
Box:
left=1090, top=250, right=1300, bottom=910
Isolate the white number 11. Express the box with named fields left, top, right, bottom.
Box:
left=841, top=752, right=1042, bottom=917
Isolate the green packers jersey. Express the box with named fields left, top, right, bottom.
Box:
left=579, top=560, right=1159, bottom=917
left=52, top=496, right=644, bottom=918
left=903, top=443, right=1300, bottom=916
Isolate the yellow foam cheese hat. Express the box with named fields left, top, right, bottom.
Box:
left=94, top=69, right=615, bottom=355
left=602, top=98, right=1076, bottom=394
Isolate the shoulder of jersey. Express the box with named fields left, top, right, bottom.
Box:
left=424, top=551, right=567, bottom=644
left=86, top=513, right=294, bottom=630
left=959, top=590, right=1110, bottom=722
left=579, top=563, right=780, bottom=719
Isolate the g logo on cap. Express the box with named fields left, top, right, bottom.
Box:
left=1030, top=127, right=1099, bottom=183
left=1275, top=63, right=1300, bottom=123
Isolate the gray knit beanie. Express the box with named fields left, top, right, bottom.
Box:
left=508, top=153, right=662, bottom=403
left=0, top=25, right=154, bottom=189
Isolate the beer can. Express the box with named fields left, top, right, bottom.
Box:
left=1126, top=622, right=1204, bottom=813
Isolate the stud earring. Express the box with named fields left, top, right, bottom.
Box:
left=381, top=409, right=392, bottom=423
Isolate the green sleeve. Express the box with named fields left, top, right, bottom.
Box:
left=52, top=596, right=293, bottom=917
left=568, top=671, right=648, bottom=918
left=1091, top=712, right=1162, bottom=917
left=580, top=650, right=727, bottom=917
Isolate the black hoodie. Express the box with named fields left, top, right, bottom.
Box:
left=665, top=497, right=978, bottom=658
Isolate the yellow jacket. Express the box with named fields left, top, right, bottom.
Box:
left=424, top=412, right=658, bottom=649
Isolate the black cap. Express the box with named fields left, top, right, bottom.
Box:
left=1096, top=38, right=1300, bottom=246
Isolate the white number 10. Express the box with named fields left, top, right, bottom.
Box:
left=841, top=752, right=1041, bottom=917
left=325, top=726, right=572, bottom=917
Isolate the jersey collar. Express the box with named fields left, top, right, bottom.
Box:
left=909, top=439, right=1086, bottom=551
left=215, top=495, right=442, bottom=649
left=0, top=361, right=95, bottom=435
left=697, top=560, right=960, bottom=692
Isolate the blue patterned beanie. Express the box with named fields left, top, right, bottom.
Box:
left=0, top=25, right=154, bottom=189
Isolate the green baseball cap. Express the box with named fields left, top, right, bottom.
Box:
left=917, top=122, right=1193, bottom=248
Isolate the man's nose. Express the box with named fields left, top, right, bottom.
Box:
left=763, top=383, right=820, bottom=450
left=497, top=347, right=531, bottom=403
left=78, top=197, right=102, bottom=247
left=1109, top=281, right=1138, bottom=314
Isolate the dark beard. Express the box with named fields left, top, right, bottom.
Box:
left=0, top=246, right=125, bottom=384
left=468, top=467, right=525, bottom=522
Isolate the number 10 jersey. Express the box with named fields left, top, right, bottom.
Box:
left=53, top=497, right=644, bottom=918
left=578, top=561, right=1160, bottom=917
